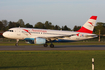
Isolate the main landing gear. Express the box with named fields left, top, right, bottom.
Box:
left=50, top=44, right=54, bottom=48
left=15, top=39, right=19, bottom=46
left=43, top=43, right=54, bottom=48
left=43, top=43, right=48, bottom=47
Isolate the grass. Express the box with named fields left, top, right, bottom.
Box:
left=0, top=51, right=105, bottom=70
left=0, top=41, right=105, bottom=46
left=0, top=41, right=105, bottom=70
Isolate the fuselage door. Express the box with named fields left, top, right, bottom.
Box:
left=17, top=29, right=21, bottom=36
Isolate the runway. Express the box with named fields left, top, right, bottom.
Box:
left=0, top=45, right=105, bottom=50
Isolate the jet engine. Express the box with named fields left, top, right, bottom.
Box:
left=25, top=38, right=46, bottom=44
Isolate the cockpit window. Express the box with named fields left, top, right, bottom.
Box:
left=8, top=30, right=13, bottom=32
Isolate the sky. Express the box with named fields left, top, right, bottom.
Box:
left=0, top=0, right=105, bottom=29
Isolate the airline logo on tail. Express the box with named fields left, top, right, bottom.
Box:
left=88, top=22, right=93, bottom=26
left=77, top=16, right=97, bottom=34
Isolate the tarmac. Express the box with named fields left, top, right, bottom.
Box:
left=0, top=45, right=105, bottom=51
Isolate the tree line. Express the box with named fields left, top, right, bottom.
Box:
left=0, top=19, right=105, bottom=35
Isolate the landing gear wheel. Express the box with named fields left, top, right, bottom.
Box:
left=15, top=43, right=18, bottom=46
left=44, top=44, right=48, bottom=47
left=50, top=44, right=54, bottom=48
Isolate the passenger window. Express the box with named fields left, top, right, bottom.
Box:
left=8, top=30, right=13, bottom=32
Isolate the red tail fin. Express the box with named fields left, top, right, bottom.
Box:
left=77, top=16, right=97, bottom=34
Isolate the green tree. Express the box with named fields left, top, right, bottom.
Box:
left=17, top=19, right=25, bottom=27
left=34, top=22, right=44, bottom=29
left=25, top=23, right=33, bottom=28
left=62, top=25, right=71, bottom=31
left=2, top=20, right=8, bottom=27
left=8, top=21, right=17, bottom=29
left=54, top=25, right=60, bottom=30
left=44, top=21, right=53, bottom=29
left=0, top=21, right=4, bottom=30
left=1, top=20, right=8, bottom=31
left=94, top=22, right=105, bottom=35
left=73, top=25, right=81, bottom=31
left=16, top=22, right=21, bottom=27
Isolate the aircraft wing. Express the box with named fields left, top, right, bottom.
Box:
left=40, top=34, right=76, bottom=41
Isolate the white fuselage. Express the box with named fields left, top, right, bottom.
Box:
left=3, top=27, right=97, bottom=42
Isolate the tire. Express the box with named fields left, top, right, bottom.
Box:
left=44, top=44, right=48, bottom=47
left=50, top=44, right=54, bottom=48
left=15, top=43, right=18, bottom=46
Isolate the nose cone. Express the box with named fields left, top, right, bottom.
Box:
left=3, top=32, right=7, bottom=38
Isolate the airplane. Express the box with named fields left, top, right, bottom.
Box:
left=3, top=16, right=97, bottom=48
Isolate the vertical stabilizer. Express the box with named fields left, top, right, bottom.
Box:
left=77, top=16, right=97, bottom=34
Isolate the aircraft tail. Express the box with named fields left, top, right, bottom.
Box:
left=76, top=16, right=97, bottom=34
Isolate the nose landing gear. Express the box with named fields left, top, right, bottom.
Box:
left=15, top=39, right=19, bottom=46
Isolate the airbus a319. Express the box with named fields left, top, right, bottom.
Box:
left=3, top=16, right=97, bottom=48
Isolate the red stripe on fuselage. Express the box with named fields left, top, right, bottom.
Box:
left=76, top=27, right=93, bottom=34
left=23, top=29, right=31, bottom=35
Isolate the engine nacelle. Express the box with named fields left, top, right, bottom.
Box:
left=25, top=38, right=46, bottom=44
left=34, top=38, right=46, bottom=44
